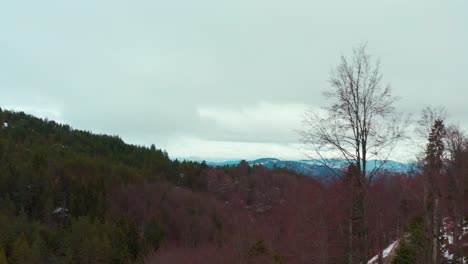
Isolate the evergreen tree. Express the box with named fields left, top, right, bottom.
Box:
left=393, top=217, right=426, bottom=264
left=423, top=119, right=446, bottom=264
left=425, top=119, right=445, bottom=174
left=144, top=217, right=165, bottom=252
left=29, top=233, right=45, bottom=264
left=10, top=234, right=31, bottom=264
left=0, top=247, right=7, bottom=264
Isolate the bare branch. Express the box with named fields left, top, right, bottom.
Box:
left=298, top=44, right=406, bottom=184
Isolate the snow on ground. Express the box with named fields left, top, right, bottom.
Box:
left=367, top=240, right=399, bottom=264
left=369, top=218, right=467, bottom=264
left=442, top=218, right=468, bottom=263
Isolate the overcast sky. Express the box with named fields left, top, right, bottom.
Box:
left=1, top=0, right=467, bottom=161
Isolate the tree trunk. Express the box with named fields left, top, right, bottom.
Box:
left=348, top=219, right=353, bottom=264
left=432, top=197, right=439, bottom=264
left=377, top=213, right=384, bottom=264
left=423, top=183, right=433, bottom=264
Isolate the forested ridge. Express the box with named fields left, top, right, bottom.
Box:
left=0, top=108, right=467, bottom=264
left=0, top=108, right=202, bottom=263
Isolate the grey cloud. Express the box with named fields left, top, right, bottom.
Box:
left=1, top=0, right=467, bottom=160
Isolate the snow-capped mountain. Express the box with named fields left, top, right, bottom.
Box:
left=207, top=158, right=413, bottom=178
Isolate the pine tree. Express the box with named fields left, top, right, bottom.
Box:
left=423, top=119, right=446, bottom=264
left=0, top=247, right=8, bottom=264
left=29, top=233, right=45, bottom=264
left=10, top=233, right=31, bottom=264
left=144, top=217, right=164, bottom=252
left=425, top=119, right=445, bottom=174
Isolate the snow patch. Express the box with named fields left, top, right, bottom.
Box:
left=367, top=240, right=398, bottom=264
left=53, top=207, right=68, bottom=214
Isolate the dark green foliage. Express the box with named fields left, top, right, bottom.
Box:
left=272, top=250, right=284, bottom=264
left=0, top=109, right=209, bottom=263
left=393, top=217, right=426, bottom=264
left=144, top=217, right=165, bottom=252
left=425, top=119, right=445, bottom=171
left=248, top=240, right=267, bottom=257
left=392, top=246, right=414, bottom=264
left=114, top=218, right=140, bottom=261
left=211, top=211, right=223, bottom=231
left=0, top=247, right=7, bottom=264
left=9, top=234, right=32, bottom=264
left=67, top=217, right=112, bottom=263
left=177, top=161, right=208, bottom=191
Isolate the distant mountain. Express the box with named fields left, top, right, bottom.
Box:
left=207, top=158, right=413, bottom=178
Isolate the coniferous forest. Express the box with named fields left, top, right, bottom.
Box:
left=0, top=105, right=467, bottom=264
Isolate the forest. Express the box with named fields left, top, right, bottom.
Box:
left=2, top=0, right=467, bottom=263
left=0, top=47, right=467, bottom=264
left=0, top=102, right=467, bottom=264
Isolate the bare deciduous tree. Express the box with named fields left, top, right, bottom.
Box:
left=444, top=125, right=466, bottom=263
left=444, top=124, right=465, bottom=161
left=299, top=45, right=405, bottom=182
left=416, top=108, right=468, bottom=264
left=298, top=44, right=406, bottom=263
left=416, top=106, right=448, bottom=141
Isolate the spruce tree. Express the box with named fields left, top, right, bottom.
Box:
left=423, top=119, right=446, bottom=264
left=10, top=233, right=31, bottom=264
left=0, top=247, right=7, bottom=264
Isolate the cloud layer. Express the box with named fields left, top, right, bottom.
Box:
left=1, top=0, right=467, bottom=161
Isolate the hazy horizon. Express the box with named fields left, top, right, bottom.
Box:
left=1, top=0, right=467, bottom=161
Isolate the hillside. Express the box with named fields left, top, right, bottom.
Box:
left=0, top=108, right=204, bottom=263
left=0, top=108, right=466, bottom=264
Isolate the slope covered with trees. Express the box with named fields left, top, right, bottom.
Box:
left=0, top=108, right=205, bottom=263
left=0, top=108, right=466, bottom=264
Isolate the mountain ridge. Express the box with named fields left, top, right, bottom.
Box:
left=205, top=157, right=413, bottom=177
